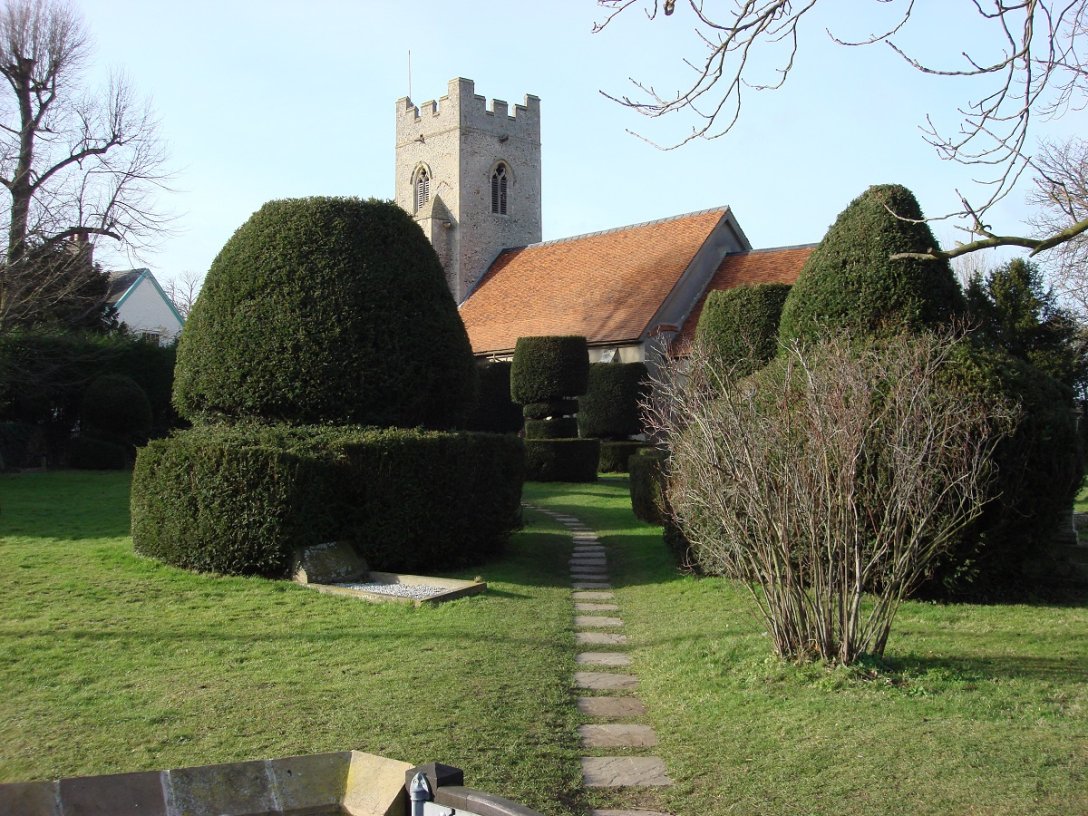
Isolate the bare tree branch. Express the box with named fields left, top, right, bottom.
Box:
left=595, top=0, right=1088, bottom=259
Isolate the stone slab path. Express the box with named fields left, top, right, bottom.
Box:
left=528, top=504, right=673, bottom=816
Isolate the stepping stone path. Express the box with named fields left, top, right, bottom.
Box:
left=527, top=505, right=673, bottom=816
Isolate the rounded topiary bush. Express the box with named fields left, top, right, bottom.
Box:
left=577, top=362, right=649, bottom=440
left=173, top=197, right=476, bottom=429
left=510, top=336, right=589, bottom=404
left=80, top=373, right=152, bottom=444
left=695, top=284, right=791, bottom=375
left=599, top=440, right=646, bottom=473
left=524, top=438, right=600, bottom=482
left=778, top=184, right=964, bottom=344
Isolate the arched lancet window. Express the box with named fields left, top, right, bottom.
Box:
left=414, top=167, right=430, bottom=212
left=491, top=163, right=508, bottom=215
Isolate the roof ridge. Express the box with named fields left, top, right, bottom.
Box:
left=727, top=242, right=819, bottom=255
left=521, top=206, right=731, bottom=251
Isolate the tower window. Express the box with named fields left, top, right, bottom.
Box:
left=414, top=167, right=430, bottom=212
left=491, top=164, right=508, bottom=215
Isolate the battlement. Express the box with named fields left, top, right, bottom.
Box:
left=397, top=77, right=540, bottom=140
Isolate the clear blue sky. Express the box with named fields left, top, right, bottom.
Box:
left=76, top=0, right=1088, bottom=287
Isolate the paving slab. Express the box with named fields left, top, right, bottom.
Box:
left=572, top=591, right=614, bottom=601
left=572, top=549, right=606, bottom=557
left=573, top=582, right=613, bottom=590
left=581, top=757, right=672, bottom=787
left=575, top=631, right=628, bottom=646
left=577, top=697, right=647, bottom=717
left=575, top=602, right=619, bottom=612
left=575, top=616, right=624, bottom=628
left=576, top=652, right=632, bottom=667
left=579, top=724, right=659, bottom=748
left=570, top=556, right=607, bottom=564
left=571, top=574, right=611, bottom=583
left=574, top=671, right=638, bottom=690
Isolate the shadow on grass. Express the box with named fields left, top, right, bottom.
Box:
left=884, top=652, right=1088, bottom=684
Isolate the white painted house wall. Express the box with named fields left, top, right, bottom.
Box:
left=112, top=270, right=184, bottom=344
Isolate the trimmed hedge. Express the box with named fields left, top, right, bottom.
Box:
left=132, top=424, right=525, bottom=576
left=174, top=197, right=476, bottom=429
left=778, top=184, right=964, bottom=345
left=629, top=449, right=667, bottom=524
left=524, top=438, right=600, bottom=482
left=510, top=336, right=589, bottom=404
left=463, top=361, right=523, bottom=433
left=599, top=440, right=646, bottom=473
left=525, top=417, right=578, bottom=439
left=70, top=435, right=128, bottom=470
left=80, top=374, right=152, bottom=444
left=577, top=363, right=649, bottom=440
left=695, top=284, right=790, bottom=376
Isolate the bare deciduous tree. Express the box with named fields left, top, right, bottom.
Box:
left=161, top=269, right=203, bottom=320
left=645, top=334, right=1012, bottom=665
left=1028, top=137, right=1088, bottom=314
left=0, top=0, right=167, bottom=332
left=595, top=0, right=1088, bottom=262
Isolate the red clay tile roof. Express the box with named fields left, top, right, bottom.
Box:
left=460, top=208, right=731, bottom=354
left=675, top=244, right=816, bottom=348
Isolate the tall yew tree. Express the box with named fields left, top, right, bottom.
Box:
left=0, top=0, right=166, bottom=332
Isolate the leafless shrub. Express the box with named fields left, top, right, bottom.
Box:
left=644, top=333, right=1014, bottom=665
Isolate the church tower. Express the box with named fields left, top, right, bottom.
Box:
left=396, top=77, right=542, bottom=303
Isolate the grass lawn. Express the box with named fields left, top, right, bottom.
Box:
left=2, top=471, right=1086, bottom=815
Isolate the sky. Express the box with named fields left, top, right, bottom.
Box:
left=73, top=0, right=1088, bottom=289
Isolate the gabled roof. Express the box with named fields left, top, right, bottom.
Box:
left=460, top=207, right=745, bottom=355
left=107, top=268, right=185, bottom=326
left=675, top=243, right=816, bottom=347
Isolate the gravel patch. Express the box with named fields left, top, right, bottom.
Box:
left=333, top=581, right=447, bottom=600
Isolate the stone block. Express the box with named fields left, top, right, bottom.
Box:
left=574, top=671, right=638, bottom=690
left=572, top=591, right=614, bottom=601
left=575, top=616, right=623, bottom=628
left=58, top=770, right=166, bottom=816
left=579, top=724, right=659, bottom=748
left=577, top=696, right=647, bottom=717
left=269, top=751, right=351, bottom=813
left=576, top=632, right=627, bottom=646
left=580, top=757, right=672, bottom=787
left=167, top=759, right=276, bottom=816
left=343, top=752, right=414, bottom=816
left=572, top=582, right=612, bottom=590
left=0, top=780, right=59, bottom=816
left=292, top=541, right=369, bottom=584
left=576, top=652, right=631, bottom=666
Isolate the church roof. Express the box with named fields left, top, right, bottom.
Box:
left=674, top=243, right=816, bottom=348
left=460, top=207, right=745, bottom=355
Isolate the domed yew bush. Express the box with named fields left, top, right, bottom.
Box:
left=695, top=284, right=790, bottom=376
left=174, top=197, right=476, bottom=429
left=778, top=184, right=964, bottom=345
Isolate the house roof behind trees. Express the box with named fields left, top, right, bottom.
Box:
left=460, top=207, right=751, bottom=354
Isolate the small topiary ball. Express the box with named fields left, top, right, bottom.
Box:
left=173, top=197, right=476, bottom=429
left=80, top=373, right=152, bottom=443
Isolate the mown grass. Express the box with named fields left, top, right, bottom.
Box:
left=0, top=471, right=584, bottom=814
left=3, top=471, right=1086, bottom=816
left=528, top=476, right=1088, bottom=816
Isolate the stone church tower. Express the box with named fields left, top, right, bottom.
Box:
left=395, top=77, right=542, bottom=303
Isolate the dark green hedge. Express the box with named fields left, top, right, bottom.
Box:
left=577, top=363, right=648, bottom=439
left=778, top=184, right=964, bottom=345
left=511, top=336, right=589, bottom=405
left=463, top=361, right=523, bottom=434
left=524, top=438, right=600, bottom=482
left=174, top=197, right=476, bottom=429
left=695, top=284, right=791, bottom=375
left=599, top=440, right=646, bottom=473
left=70, top=435, right=128, bottom=470
left=522, top=400, right=578, bottom=420
left=132, top=425, right=525, bottom=576
left=81, top=374, right=152, bottom=444
left=629, top=449, right=667, bottom=524
left=525, top=417, right=578, bottom=439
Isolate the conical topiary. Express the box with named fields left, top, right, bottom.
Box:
left=777, top=184, right=964, bottom=344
